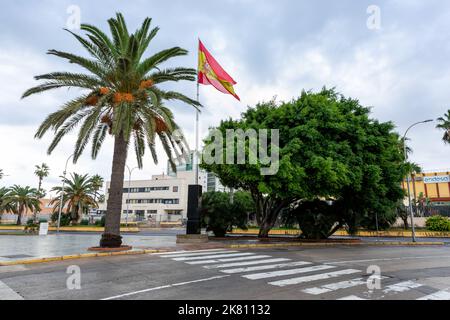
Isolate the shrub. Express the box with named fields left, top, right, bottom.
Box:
left=50, top=211, right=71, bottom=226
left=426, top=215, right=450, bottom=232
left=39, top=218, right=48, bottom=223
left=80, top=219, right=89, bottom=226
left=201, top=191, right=252, bottom=237
left=95, top=216, right=105, bottom=227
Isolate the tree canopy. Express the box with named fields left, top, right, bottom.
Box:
left=201, top=88, right=407, bottom=238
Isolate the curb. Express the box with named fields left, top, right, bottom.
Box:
left=226, top=241, right=445, bottom=249
left=0, top=249, right=166, bottom=266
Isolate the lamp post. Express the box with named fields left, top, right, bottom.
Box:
left=403, top=119, right=433, bottom=242
left=57, top=154, right=74, bottom=233
left=125, top=165, right=138, bottom=226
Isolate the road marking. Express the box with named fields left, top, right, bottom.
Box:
left=101, top=275, right=230, bottom=300
left=204, top=258, right=292, bottom=269
left=302, top=275, right=387, bottom=295
left=0, top=280, right=24, bottom=300
left=221, top=261, right=312, bottom=274
left=186, top=255, right=272, bottom=265
left=321, top=255, right=450, bottom=265
left=243, top=265, right=335, bottom=280
left=154, top=249, right=229, bottom=255
left=173, top=252, right=255, bottom=261
left=417, top=289, right=450, bottom=300
left=383, top=280, right=422, bottom=293
left=338, top=295, right=367, bottom=300
left=159, top=250, right=237, bottom=258
left=269, top=269, right=361, bottom=287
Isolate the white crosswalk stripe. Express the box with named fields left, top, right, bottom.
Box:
left=268, top=269, right=361, bottom=287
left=186, top=255, right=273, bottom=265
left=243, top=265, right=336, bottom=280
left=338, top=295, right=367, bottom=300
left=204, top=258, right=291, bottom=269
left=158, top=250, right=237, bottom=258
left=417, top=289, right=450, bottom=300
left=221, top=261, right=312, bottom=274
left=383, top=280, right=422, bottom=294
left=172, top=252, right=255, bottom=261
left=155, top=249, right=228, bottom=255
left=302, top=276, right=386, bottom=295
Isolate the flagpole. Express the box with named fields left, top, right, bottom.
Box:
left=195, top=40, right=200, bottom=186
left=195, top=81, right=199, bottom=186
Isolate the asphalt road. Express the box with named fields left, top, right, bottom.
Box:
left=1, top=244, right=450, bottom=300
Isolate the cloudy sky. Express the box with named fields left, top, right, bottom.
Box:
left=0, top=0, right=449, bottom=194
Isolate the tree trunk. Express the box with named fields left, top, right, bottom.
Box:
left=100, top=132, right=128, bottom=248
left=16, top=206, right=23, bottom=226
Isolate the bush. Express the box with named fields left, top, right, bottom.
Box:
left=95, top=216, right=105, bottom=227
left=39, top=218, right=48, bottom=223
left=201, top=191, right=252, bottom=237
left=80, top=219, right=89, bottom=226
left=426, top=215, right=450, bottom=232
left=50, top=211, right=71, bottom=226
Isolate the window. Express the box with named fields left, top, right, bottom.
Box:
left=147, top=210, right=157, bottom=214
left=173, top=186, right=178, bottom=192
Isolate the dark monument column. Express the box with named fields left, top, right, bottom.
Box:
left=186, top=184, right=202, bottom=235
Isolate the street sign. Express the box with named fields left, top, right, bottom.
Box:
left=39, top=222, right=49, bottom=236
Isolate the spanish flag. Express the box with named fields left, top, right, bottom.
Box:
left=198, top=40, right=240, bottom=101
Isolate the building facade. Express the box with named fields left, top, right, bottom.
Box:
left=100, top=169, right=220, bottom=223
left=403, top=170, right=450, bottom=204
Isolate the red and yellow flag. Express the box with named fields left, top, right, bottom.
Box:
left=198, top=40, right=240, bottom=101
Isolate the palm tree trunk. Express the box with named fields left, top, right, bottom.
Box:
left=100, top=132, right=128, bottom=248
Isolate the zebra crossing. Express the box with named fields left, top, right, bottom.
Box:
left=156, top=248, right=450, bottom=300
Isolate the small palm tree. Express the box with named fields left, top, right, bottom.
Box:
left=437, top=110, right=450, bottom=144
left=22, top=13, right=200, bottom=247
left=33, top=163, right=50, bottom=221
left=3, top=186, right=40, bottom=225
left=0, top=187, right=15, bottom=215
left=50, top=173, right=100, bottom=224
left=0, top=169, right=3, bottom=180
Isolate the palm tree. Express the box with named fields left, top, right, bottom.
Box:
left=91, top=174, right=104, bottom=195
left=34, top=163, right=50, bottom=193
left=22, top=13, right=200, bottom=247
left=0, top=187, right=15, bottom=215
left=50, top=173, right=99, bottom=224
left=437, top=110, right=450, bottom=144
left=33, top=163, right=50, bottom=221
left=0, top=169, right=3, bottom=180
left=3, top=186, right=40, bottom=225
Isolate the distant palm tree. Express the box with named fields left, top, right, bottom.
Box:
left=33, top=163, right=50, bottom=221
left=437, top=110, right=450, bottom=144
left=0, top=169, right=3, bottom=180
left=22, top=13, right=199, bottom=247
left=3, top=186, right=40, bottom=225
left=0, top=187, right=15, bottom=215
left=50, top=173, right=100, bottom=224
left=34, top=163, right=50, bottom=194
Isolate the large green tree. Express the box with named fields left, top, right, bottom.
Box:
left=202, top=89, right=407, bottom=238
left=437, top=110, right=450, bottom=144
left=50, top=173, right=100, bottom=224
left=22, top=14, right=200, bottom=247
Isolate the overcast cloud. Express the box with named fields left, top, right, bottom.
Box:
left=0, top=0, right=449, bottom=194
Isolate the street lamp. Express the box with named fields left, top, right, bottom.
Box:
left=57, top=154, right=74, bottom=233
left=403, top=119, right=433, bottom=242
left=125, top=165, right=139, bottom=226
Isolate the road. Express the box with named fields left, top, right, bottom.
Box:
left=1, top=244, right=450, bottom=300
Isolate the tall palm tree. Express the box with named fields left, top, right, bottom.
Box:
left=0, top=169, right=3, bottom=180
left=34, top=163, right=50, bottom=194
left=33, top=163, right=50, bottom=221
left=437, top=110, right=450, bottom=144
left=3, top=186, right=40, bottom=225
left=50, top=173, right=99, bottom=224
left=22, top=13, right=199, bottom=247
